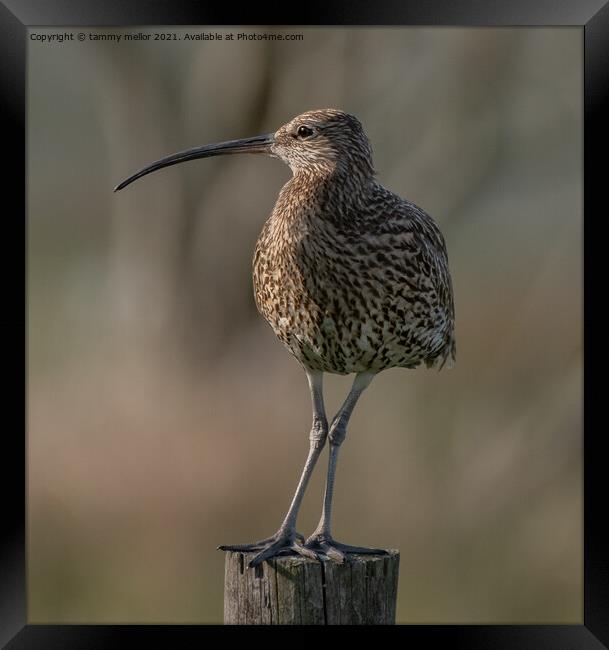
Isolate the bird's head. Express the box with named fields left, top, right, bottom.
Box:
left=270, top=109, right=375, bottom=177
left=114, top=108, right=374, bottom=192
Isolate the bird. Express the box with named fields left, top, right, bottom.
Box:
left=115, top=108, right=456, bottom=568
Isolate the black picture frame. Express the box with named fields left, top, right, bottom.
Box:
left=3, top=0, right=606, bottom=646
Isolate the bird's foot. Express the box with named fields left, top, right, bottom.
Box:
left=218, top=528, right=321, bottom=568
left=304, top=532, right=388, bottom=564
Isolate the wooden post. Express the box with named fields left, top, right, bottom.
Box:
left=223, top=550, right=399, bottom=625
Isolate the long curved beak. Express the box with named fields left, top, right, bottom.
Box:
left=114, top=133, right=274, bottom=192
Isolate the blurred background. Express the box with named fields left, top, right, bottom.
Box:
left=27, top=27, right=582, bottom=623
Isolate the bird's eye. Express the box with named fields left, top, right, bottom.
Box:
left=296, top=125, right=314, bottom=139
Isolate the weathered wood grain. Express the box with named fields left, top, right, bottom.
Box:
left=223, top=550, right=399, bottom=625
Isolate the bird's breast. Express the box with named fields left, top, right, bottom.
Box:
left=252, top=212, right=319, bottom=331
left=251, top=186, right=455, bottom=374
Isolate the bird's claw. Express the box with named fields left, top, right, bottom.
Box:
left=219, top=530, right=314, bottom=567
left=219, top=531, right=387, bottom=567
left=218, top=531, right=304, bottom=552
left=304, top=533, right=388, bottom=564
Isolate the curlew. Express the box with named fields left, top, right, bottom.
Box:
left=115, top=109, right=456, bottom=568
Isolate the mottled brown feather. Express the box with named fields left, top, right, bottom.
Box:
left=252, top=109, right=455, bottom=375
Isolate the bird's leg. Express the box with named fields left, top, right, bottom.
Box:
left=305, top=371, right=386, bottom=563
left=219, top=371, right=328, bottom=567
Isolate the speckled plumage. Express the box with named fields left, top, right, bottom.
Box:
left=115, top=107, right=457, bottom=567
left=253, top=109, right=455, bottom=376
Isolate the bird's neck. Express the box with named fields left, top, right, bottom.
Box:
left=281, top=167, right=377, bottom=218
